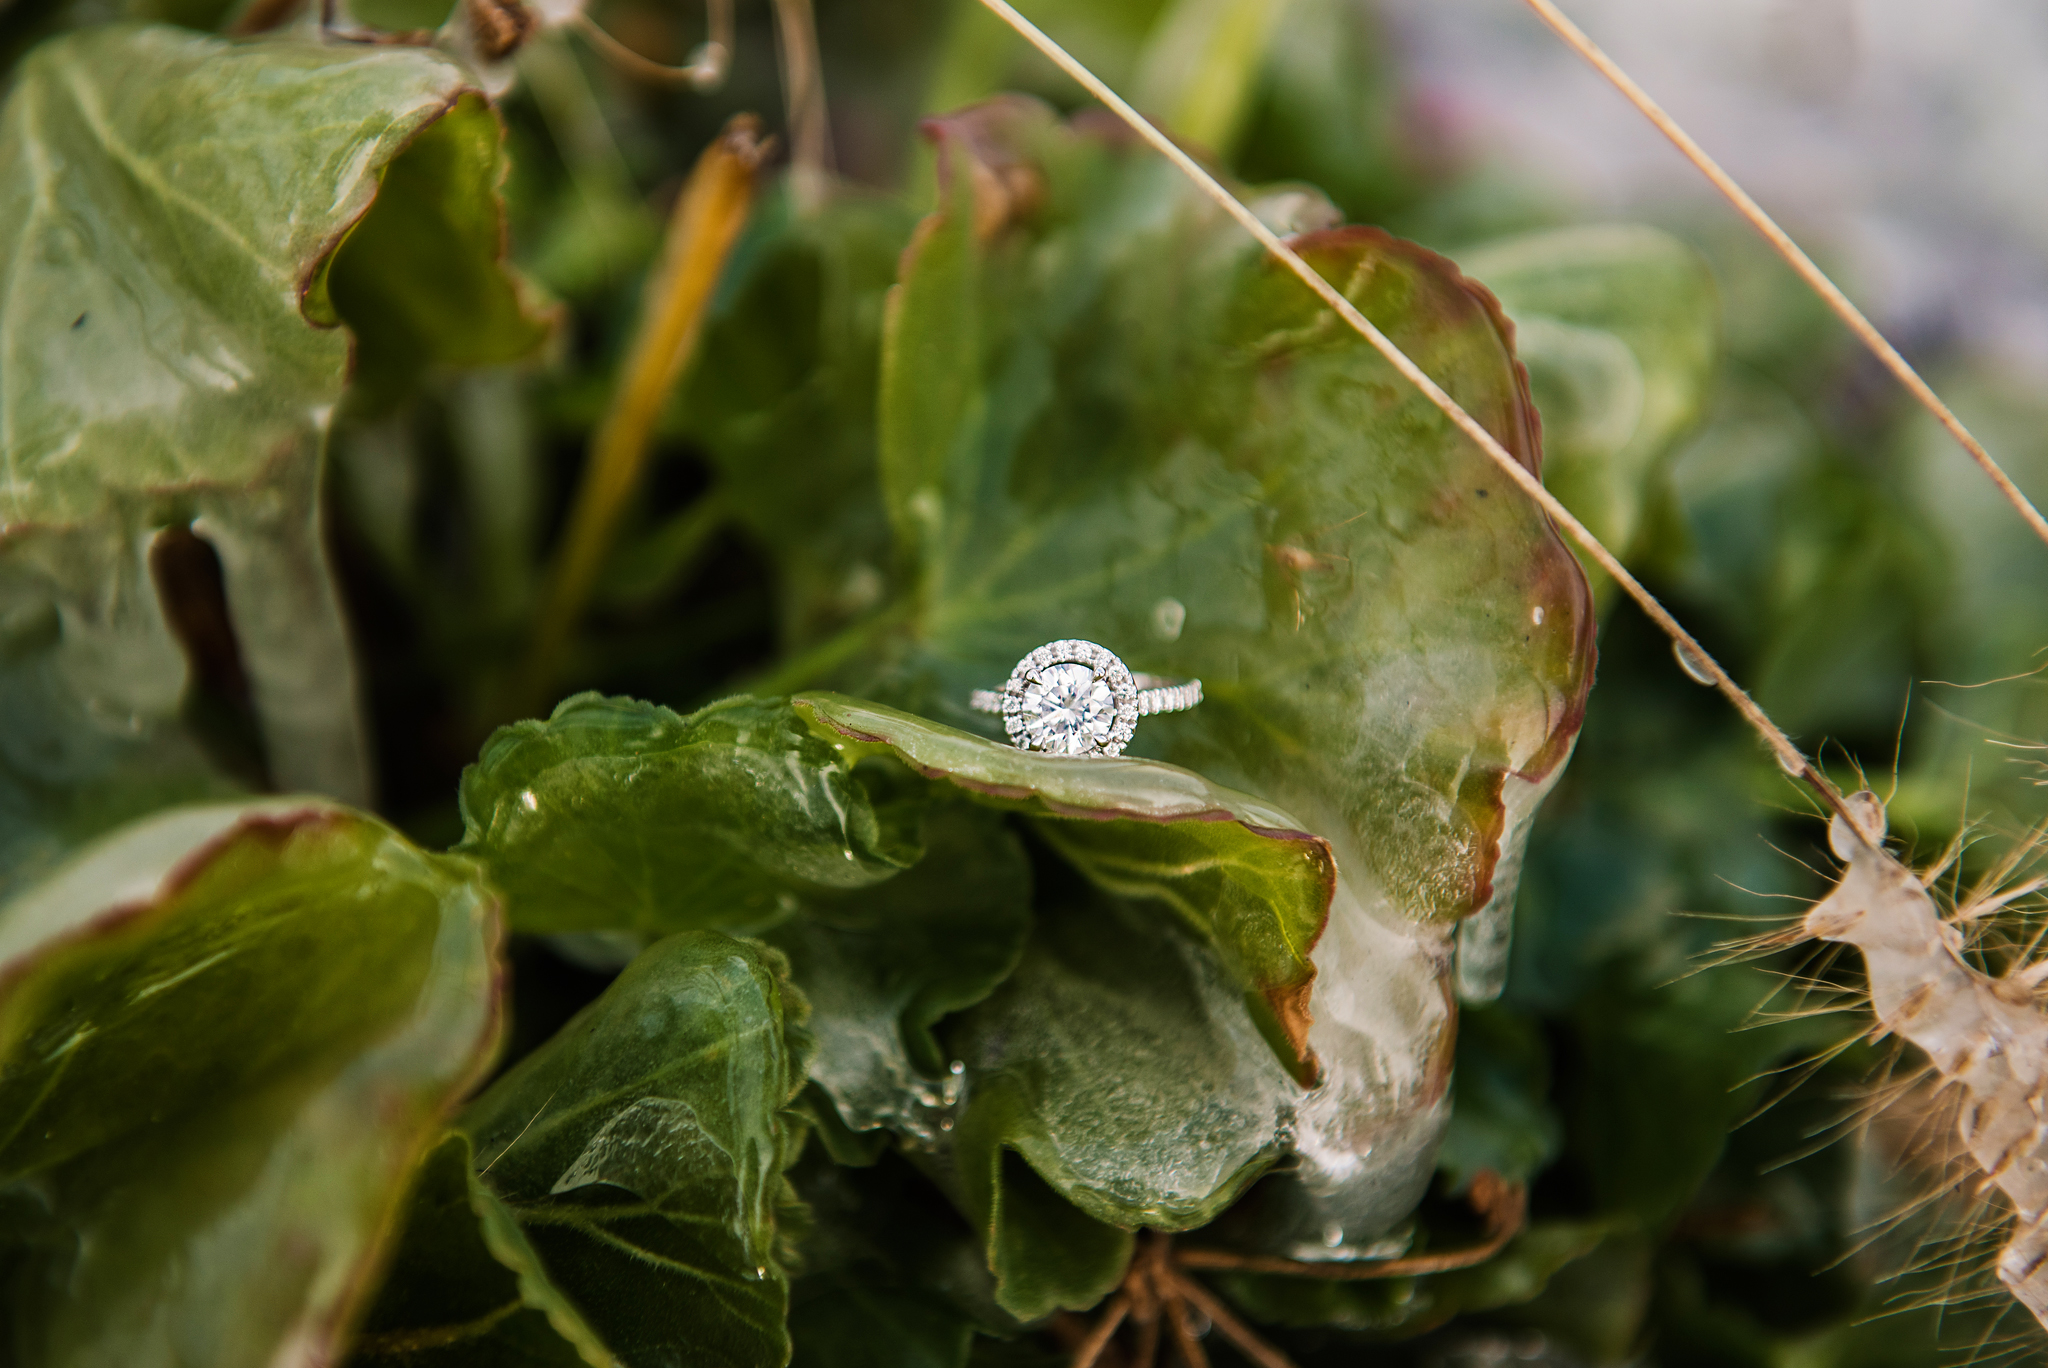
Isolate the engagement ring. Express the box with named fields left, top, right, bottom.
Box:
left=969, top=639, right=1201, bottom=757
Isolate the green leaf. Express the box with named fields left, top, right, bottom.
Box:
left=764, top=805, right=1032, bottom=1138
left=0, top=24, right=547, bottom=857
left=866, top=98, right=1589, bottom=930
left=0, top=798, right=504, bottom=1368
left=946, top=884, right=1298, bottom=1316
left=794, top=693, right=1332, bottom=1080
left=455, top=693, right=925, bottom=936
left=460, top=931, right=811, bottom=1368
left=1462, top=225, right=1719, bottom=583
left=323, top=91, right=554, bottom=411
left=806, top=98, right=1593, bottom=1259
left=347, top=1132, right=610, bottom=1367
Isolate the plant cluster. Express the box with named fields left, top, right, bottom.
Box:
left=4, top=1, right=2048, bottom=1366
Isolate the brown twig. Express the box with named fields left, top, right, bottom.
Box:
left=971, top=0, right=1854, bottom=828
left=1175, top=1172, right=1527, bottom=1279
left=1169, top=1274, right=1299, bottom=1368
left=1164, top=1291, right=1210, bottom=1368
left=1070, top=1292, right=1133, bottom=1368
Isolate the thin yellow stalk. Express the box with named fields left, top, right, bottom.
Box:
left=1517, top=0, right=2048, bottom=553
left=519, top=115, right=765, bottom=710
left=972, top=0, right=1851, bottom=823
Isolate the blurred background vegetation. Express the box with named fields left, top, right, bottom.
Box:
left=11, top=0, right=2047, bottom=1360
left=342, top=2, right=2048, bottom=1361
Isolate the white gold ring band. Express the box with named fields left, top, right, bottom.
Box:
left=970, top=639, right=1201, bottom=757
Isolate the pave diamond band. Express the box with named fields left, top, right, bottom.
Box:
left=969, top=639, right=1201, bottom=756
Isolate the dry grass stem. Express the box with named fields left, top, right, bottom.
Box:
left=972, top=0, right=1851, bottom=826
left=1069, top=1292, right=1132, bottom=1368
left=1516, top=0, right=2048, bottom=553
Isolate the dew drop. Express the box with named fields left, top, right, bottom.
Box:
left=520, top=789, right=539, bottom=812
left=949, top=1059, right=965, bottom=1076
left=1151, top=597, right=1186, bottom=641
left=1671, top=639, right=1716, bottom=685
left=1321, top=1221, right=1344, bottom=1249
left=1531, top=605, right=1545, bottom=626
left=939, top=1116, right=954, bottom=1132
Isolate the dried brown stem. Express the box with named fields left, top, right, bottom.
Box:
left=1070, top=1293, right=1133, bottom=1368
left=1176, top=1172, right=1527, bottom=1279
left=1165, top=1291, right=1210, bottom=1368
left=1517, top=0, right=2048, bottom=553
left=1169, top=1275, right=1300, bottom=1368
left=971, top=0, right=1851, bottom=826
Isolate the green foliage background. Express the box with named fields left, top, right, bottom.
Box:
left=3, top=1, right=2048, bottom=1366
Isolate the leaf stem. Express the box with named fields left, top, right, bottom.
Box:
left=516, top=116, right=765, bottom=717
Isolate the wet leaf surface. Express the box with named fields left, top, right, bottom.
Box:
left=800, top=98, right=1594, bottom=1267
left=460, top=931, right=810, bottom=1368
left=0, top=25, right=546, bottom=864
left=455, top=693, right=925, bottom=936
left=347, top=1132, right=608, bottom=1367
left=794, top=693, right=1334, bottom=1078
left=946, top=884, right=1300, bottom=1316
left=0, top=799, right=504, bottom=1368
left=764, top=805, right=1032, bottom=1141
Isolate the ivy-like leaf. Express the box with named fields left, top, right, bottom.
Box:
left=347, top=1132, right=609, bottom=1367
left=0, top=25, right=547, bottom=879
left=794, top=693, right=1332, bottom=1081
left=455, top=693, right=924, bottom=935
left=322, top=91, right=554, bottom=411
left=765, top=804, right=1032, bottom=1140
left=0, top=799, right=504, bottom=1368
left=460, top=931, right=811, bottom=1368
left=948, top=885, right=1303, bottom=1317
left=814, top=98, right=1594, bottom=1258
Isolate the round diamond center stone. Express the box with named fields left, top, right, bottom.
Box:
left=1019, top=662, right=1118, bottom=754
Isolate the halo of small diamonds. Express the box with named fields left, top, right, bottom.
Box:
left=998, top=639, right=1141, bottom=756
